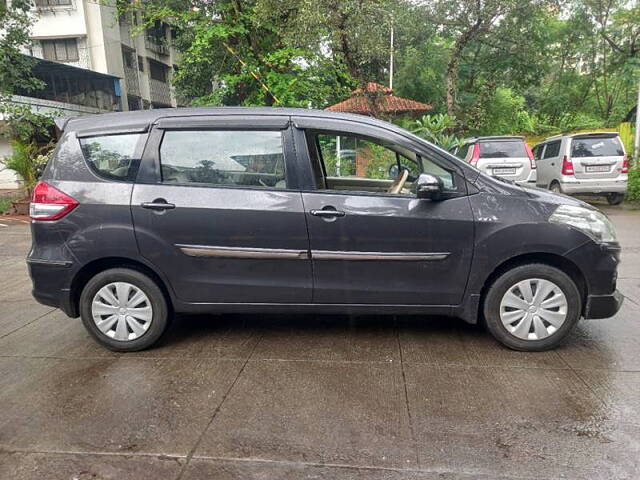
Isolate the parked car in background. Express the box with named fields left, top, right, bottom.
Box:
left=532, top=132, right=629, bottom=205
left=450, top=136, right=537, bottom=185
left=28, top=108, right=622, bottom=353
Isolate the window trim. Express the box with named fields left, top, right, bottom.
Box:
left=78, top=132, right=148, bottom=183
left=145, top=126, right=295, bottom=191
left=301, top=127, right=466, bottom=199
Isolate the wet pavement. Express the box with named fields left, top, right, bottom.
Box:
left=0, top=206, right=639, bottom=479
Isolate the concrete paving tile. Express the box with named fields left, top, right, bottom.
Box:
left=251, top=315, right=399, bottom=362
left=195, top=360, right=416, bottom=469
left=618, top=250, right=640, bottom=280
left=576, top=369, right=640, bottom=421
left=404, top=363, right=638, bottom=479
left=183, top=458, right=518, bottom=480
left=0, top=232, right=31, bottom=257
left=127, top=314, right=262, bottom=360
left=617, top=277, right=640, bottom=306
left=557, top=301, right=640, bottom=371
left=0, top=356, right=244, bottom=455
left=0, top=299, right=54, bottom=338
left=0, top=451, right=183, bottom=480
left=0, top=312, right=260, bottom=360
left=399, top=317, right=565, bottom=368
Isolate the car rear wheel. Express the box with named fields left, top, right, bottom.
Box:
left=80, top=268, right=169, bottom=351
left=483, top=264, right=581, bottom=351
left=549, top=181, right=562, bottom=194
left=606, top=193, right=624, bottom=205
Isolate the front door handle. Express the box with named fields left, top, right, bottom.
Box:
left=141, top=199, right=175, bottom=211
left=310, top=208, right=345, bottom=218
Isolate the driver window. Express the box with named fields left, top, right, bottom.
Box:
left=314, top=132, right=421, bottom=195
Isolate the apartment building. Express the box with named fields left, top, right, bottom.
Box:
left=0, top=0, right=179, bottom=188
left=27, top=0, right=179, bottom=111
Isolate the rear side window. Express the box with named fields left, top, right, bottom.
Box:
left=457, top=143, right=471, bottom=159
left=159, top=130, right=286, bottom=189
left=479, top=141, right=526, bottom=158
left=543, top=141, right=561, bottom=159
left=571, top=137, right=623, bottom=157
left=79, top=133, right=143, bottom=181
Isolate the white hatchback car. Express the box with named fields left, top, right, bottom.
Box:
left=450, top=136, right=537, bottom=185
left=532, top=133, right=628, bottom=205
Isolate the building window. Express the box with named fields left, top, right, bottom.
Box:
left=35, top=0, right=72, bottom=6
left=137, top=55, right=145, bottom=72
left=122, top=46, right=136, bottom=69
left=149, top=60, right=168, bottom=83
left=41, top=38, right=79, bottom=62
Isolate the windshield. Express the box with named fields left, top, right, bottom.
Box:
left=571, top=137, right=623, bottom=157
left=479, top=141, right=527, bottom=158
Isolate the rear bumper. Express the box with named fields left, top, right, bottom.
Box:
left=27, top=259, right=78, bottom=317
left=560, top=178, right=627, bottom=194
left=584, top=290, right=624, bottom=319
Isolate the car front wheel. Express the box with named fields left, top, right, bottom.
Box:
left=79, top=268, right=169, bottom=351
left=483, top=264, right=581, bottom=351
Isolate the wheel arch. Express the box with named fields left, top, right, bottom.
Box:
left=478, top=252, right=588, bottom=319
left=69, top=257, right=174, bottom=318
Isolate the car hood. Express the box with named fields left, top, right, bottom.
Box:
left=519, top=183, right=595, bottom=209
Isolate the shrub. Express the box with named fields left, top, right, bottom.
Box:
left=0, top=140, right=52, bottom=198
left=627, top=161, right=640, bottom=203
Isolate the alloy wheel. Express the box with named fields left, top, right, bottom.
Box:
left=91, top=282, right=153, bottom=341
left=499, top=278, right=568, bottom=340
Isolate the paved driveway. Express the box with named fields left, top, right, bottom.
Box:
left=1, top=206, right=639, bottom=479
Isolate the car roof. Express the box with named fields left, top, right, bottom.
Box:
left=535, top=131, right=619, bottom=146
left=56, top=107, right=404, bottom=135
left=461, top=136, right=525, bottom=144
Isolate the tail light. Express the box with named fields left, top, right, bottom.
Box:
left=561, top=155, right=574, bottom=176
left=621, top=155, right=629, bottom=174
left=469, top=143, right=480, bottom=166
left=30, top=181, right=79, bottom=221
left=525, top=144, right=537, bottom=169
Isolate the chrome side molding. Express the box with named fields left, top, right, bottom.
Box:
left=312, top=251, right=450, bottom=261
left=177, top=244, right=309, bottom=260
left=177, top=244, right=450, bottom=262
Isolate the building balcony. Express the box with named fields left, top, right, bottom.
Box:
left=149, top=78, right=172, bottom=107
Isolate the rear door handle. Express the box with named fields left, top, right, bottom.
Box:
left=141, top=200, right=175, bottom=211
left=310, top=209, right=345, bottom=218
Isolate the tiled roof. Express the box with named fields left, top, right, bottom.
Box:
left=326, top=82, right=432, bottom=116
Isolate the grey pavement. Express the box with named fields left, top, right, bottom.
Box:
left=0, top=205, right=639, bottom=479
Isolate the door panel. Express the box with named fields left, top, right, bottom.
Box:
left=302, top=192, right=474, bottom=305
left=132, top=184, right=312, bottom=303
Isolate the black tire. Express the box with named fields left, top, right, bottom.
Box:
left=606, top=193, right=624, bottom=205
left=483, top=264, right=581, bottom=351
left=549, top=181, right=562, bottom=194
left=79, top=268, right=169, bottom=352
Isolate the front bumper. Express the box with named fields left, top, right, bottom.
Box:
left=584, top=290, right=624, bottom=319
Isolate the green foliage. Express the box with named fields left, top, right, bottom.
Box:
left=408, top=114, right=461, bottom=150
left=0, top=106, right=55, bottom=144
left=0, top=141, right=53, bottom=196
left=627, top=162, right=640, bottom=203
left=0, top=0, right=42, bottom=98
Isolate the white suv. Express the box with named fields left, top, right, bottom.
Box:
left=532, top=133, right=628, bottom=205
left=450, top=136, right=537, bottom=185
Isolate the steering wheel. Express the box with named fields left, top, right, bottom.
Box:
left=387, top=168, right=409, bottom=194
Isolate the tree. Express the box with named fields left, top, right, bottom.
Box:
left=418, top=0, right=554, bottom=117
left=0, top=0, right=42, bottom=98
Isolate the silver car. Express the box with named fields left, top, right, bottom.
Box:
left=451, top=136, right=537, bottom=185
left=532, top=133, right=628, bottom=205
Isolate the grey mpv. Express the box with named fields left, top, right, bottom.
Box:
left=28, top=108, right=622, bottom=352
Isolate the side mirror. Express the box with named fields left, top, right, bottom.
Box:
left=416, top=173, right=444, bottom=200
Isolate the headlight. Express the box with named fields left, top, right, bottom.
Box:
left=549, top=205, right=617, bottom=243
